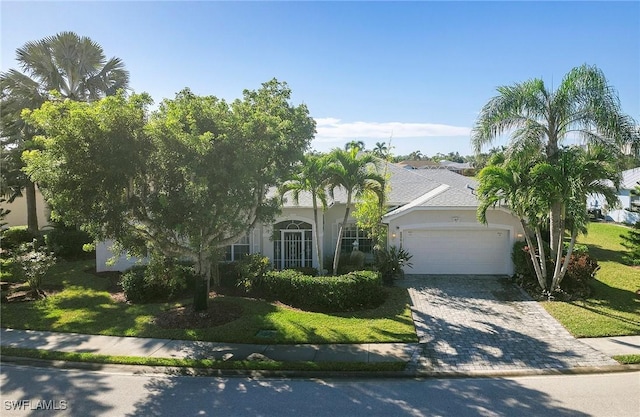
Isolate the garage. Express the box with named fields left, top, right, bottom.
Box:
left=402, top=228, right=511, bottom=275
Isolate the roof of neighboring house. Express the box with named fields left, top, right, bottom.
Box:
left=621, top=167, right=640, bottom=190
left=277, top=159, right=479, bottom=210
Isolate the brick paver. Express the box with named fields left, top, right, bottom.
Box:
left=399, top=275, right=618, bottom=373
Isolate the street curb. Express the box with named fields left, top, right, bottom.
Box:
left=2, top=355, right=639, bottom=379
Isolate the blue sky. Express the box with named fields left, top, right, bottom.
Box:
left=2, top=1, right=639, bottom=157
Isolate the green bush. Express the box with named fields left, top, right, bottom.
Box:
left=12, top=241, right=56, bottom=295
left=44, top=224, right=94, bottom=260
left=512, top=241, right=599, bottom=299
left=561, top=254, right=599, bottom=299
left=120, top=266, right=148, bottom=303
left=286, top=266, right=319, bottom=276
left=252, top=270, right=385, bottom=312
left=218, top=261, right=241, bottom=288
left=1, top=226, right=38, bottom=253
left=374, top=246, right=413, bottom=285
left=120, top=258, right=195, bottom=303
left=235, top=254, right=271, bottom=292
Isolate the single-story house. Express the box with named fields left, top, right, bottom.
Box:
left=97, top=163, right=524, bottom=275
left=587, top=167, right=640, bottom=224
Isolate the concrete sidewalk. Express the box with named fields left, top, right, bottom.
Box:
left=1, top=328, right=639, bottom=376
left=0, top=328, right=419, bottom=364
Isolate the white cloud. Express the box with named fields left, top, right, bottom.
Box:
left=314, top=118, right=471, bottom=143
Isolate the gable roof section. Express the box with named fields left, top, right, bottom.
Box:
left=621, top=167, right=640, bottom=190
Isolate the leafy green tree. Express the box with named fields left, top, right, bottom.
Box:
left=280, top=153, right=330, bottom=275
left=24, top=80, right=315, bottom=310
left=1, top=32, right=129, bottom=233
left=472, top=64, right=636, bottom=260
left=621, top=222, right=640, bottom=266
left=327, top=147, right=385, bottom=276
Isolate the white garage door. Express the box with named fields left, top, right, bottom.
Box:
left=402, top=229, right=510, bottom=275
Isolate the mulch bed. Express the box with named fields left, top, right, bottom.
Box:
left=153, top=298, right=243, bottom=329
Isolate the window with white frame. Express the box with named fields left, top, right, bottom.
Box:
left=224, top=233, right=250, bottom=261
left=340, top=224, right=373, bottom=254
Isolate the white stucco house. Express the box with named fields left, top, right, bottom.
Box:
left=588, top=167, right=640, bottom=224
left=97, top=162, right=524, bottom=275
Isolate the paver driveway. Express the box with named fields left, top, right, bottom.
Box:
left=399, top=275, right=618, bottom=373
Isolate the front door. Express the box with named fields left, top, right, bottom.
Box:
left=282, top=230, right=305, bottom=268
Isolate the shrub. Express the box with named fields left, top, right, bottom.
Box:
left=218, top=261, right=241, bottom=288
left=44, top=224, right=94, bottom=260
left=561, top=254, right=599, bottom=299
left=286, top=266, right=319, bottom=276
left=144, top=257, right=193, bottom=300
left=1, top=226, right=38, bottom=254
left=252, top=269, right=385, bottom=312
left=512, top=241, right=599, bottom=299
left=120, top=257, right=195, bottom=303
left=621, top=221, right=640, bottom=266
left=120, top=266, right=148, bottom=303
left=235, top=254, right=271, bottom=292
left=375, top=246, right=413, bottom=285
left=11, top=240, right=56, bottom=296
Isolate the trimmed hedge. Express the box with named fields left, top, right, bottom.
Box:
left=253, top=270, right=385, bottom=312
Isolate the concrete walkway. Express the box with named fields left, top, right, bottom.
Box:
left=1, top=275, right=638, bottom=376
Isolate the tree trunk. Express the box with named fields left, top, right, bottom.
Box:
left=521, top=221, right=547, bottom=291
left=193, top=253, right=211, bottom=311
left=332, top=193, right=352, bottom=276
left=25, top=180, right=39, bottom=234
left=312, top=195, right=324, bottom=275
left=549, top=201, right=563, bottom=262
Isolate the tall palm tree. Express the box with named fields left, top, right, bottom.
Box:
left=327, top=147, right=385, bottom=275
left=372, top=141, right=388, bottom=158
left=472, top=64, right=636, bottom=259
left=1, top=32, right=129, bottom=232
left=279, top=153, right=330, bottom=275
left=344, top=140, right=366, bottom=152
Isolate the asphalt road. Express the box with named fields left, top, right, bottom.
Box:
left=1, top=364, right=638, bottom=416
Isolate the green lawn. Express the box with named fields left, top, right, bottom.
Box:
left=541, top=222, right=640, bottom=337
left=1, top=260, right=417, bottom=344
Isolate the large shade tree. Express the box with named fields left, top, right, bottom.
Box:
left=327, top=147, right=385, bottom=276
left=1, top=31, right=129, bottom=232
left=472, top=64, right=636, bottom=260
left=24, top=79, right=316, bottom=310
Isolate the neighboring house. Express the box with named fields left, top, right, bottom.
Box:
left=588, top=167, right=640, bottom=224
left=97, top=163, right=524, bottom=275
left=0, top=186, right=51, bottom=230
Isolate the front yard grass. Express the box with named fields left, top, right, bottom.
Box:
left=0, top=259, right=417, bottom=344
left=541, top=222, right=640, bottom=338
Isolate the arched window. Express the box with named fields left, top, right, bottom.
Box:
left=272, top=220, right=313, bottom=269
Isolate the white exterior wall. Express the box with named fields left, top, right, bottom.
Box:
left=1, top=187, right=51, bottom=230
left=96, top=240, right=148, bottom=272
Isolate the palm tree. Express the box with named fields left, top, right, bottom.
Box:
left=327, top=147, right=385, bottom=275
left=408, top=150, right=423, bottom=161
left=344, top=140, right=366, bottom=152
left=279, top=153, right=330, bottom=275
left=1, top=32, right=129, bottom=232
left=477, top=145, right=620, bottom=294
left=373, top=141, right=388, bottom=158
left=472, top=64, right=636, bottom=260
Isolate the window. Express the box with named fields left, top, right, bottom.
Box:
left=340, top=224, right=373, bottom=254
left=224, top=234, right=250, bottom=262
